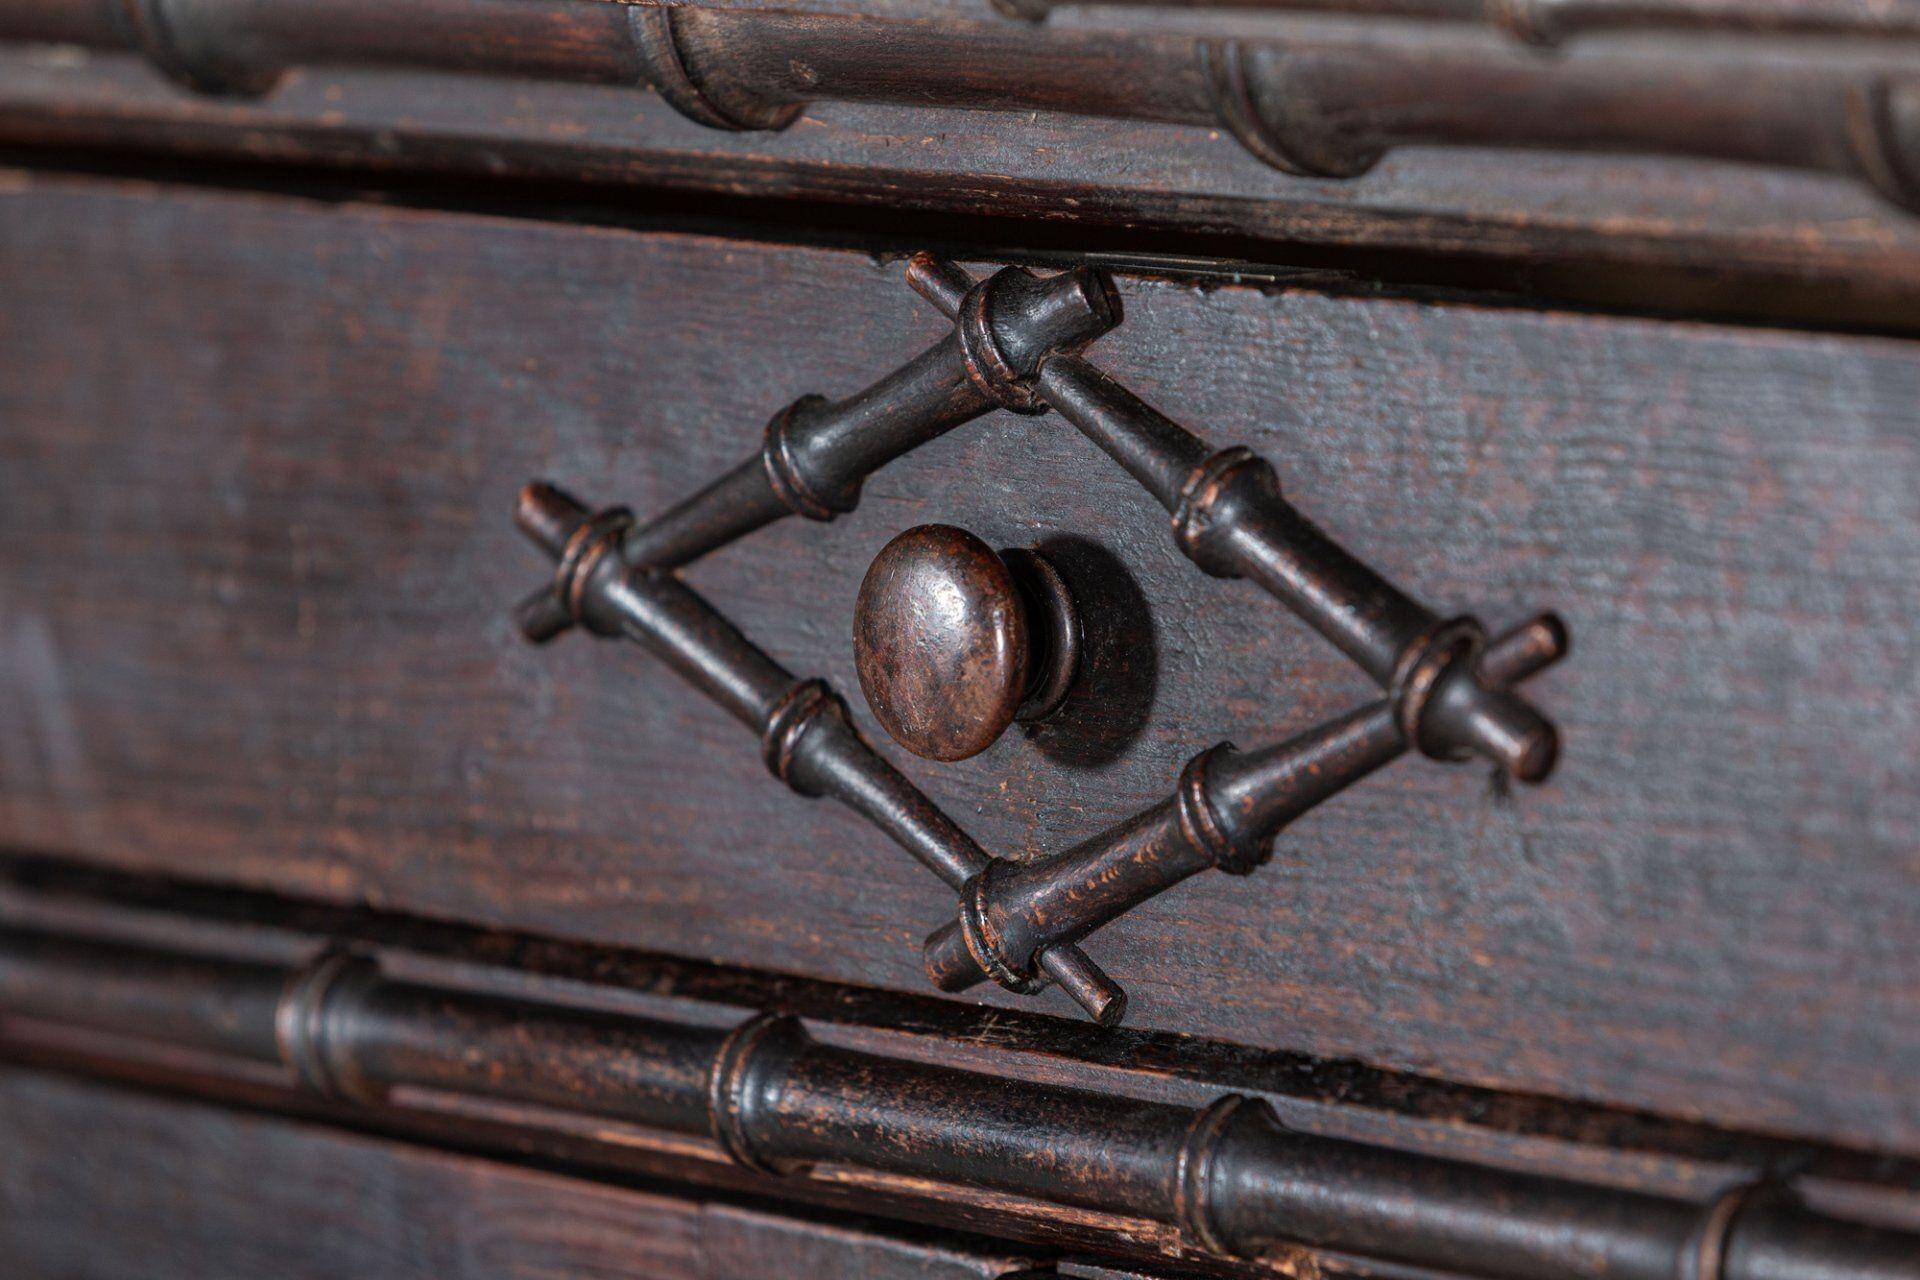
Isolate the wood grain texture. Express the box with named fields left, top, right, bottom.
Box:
left=1, top=174, right=1917, bottom=1155
left=0, top=1065, right=1033, bottom=1280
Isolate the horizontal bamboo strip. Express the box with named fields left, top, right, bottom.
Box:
left=0, top=1, right=1915, bottom=210
left=1, top=926, right=1914, bottom=1280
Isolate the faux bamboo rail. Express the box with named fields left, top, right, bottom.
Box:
left=1, top=926, right=1916, bottom=1280
left=2, top=0, right=1917, bottom=211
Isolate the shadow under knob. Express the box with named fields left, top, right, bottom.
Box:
left=853, top=524, right=1081, bottom=762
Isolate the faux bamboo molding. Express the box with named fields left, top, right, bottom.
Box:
left=2, top=0, right=1918, bottom=211
left=2, top=926, right=1916, bottom=1280
left=513, top=254, right=1563, bottom=1020
left=992, top=0, right=1920, bottom=43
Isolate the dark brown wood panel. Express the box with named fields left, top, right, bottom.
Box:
left=1, top=174, right=1917, bottom=1154
left=0, top=1065, right=1033, bottom=1280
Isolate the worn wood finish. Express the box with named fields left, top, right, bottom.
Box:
left=2, top=176, right=1919, bottom=1155
left=0, top=1066, right=1039, bottom=1280
left=7, top=1, right=1917, bottom=209
left=8, top=860, right=1920, bottom=1273
left=994, top=0, right=1920, bottom=36
left=5, top=927, right=1918, bottom=1280
left=7, top=44, right=1920, bottom=329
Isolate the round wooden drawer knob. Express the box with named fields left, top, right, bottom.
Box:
left=853, top=525, right=1081, bottom=762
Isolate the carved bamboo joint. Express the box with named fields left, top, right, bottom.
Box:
left=619, top=263, right=1117, bottom=571
left=5, top=0, right=1918, bottom=211
left=909, top=255, right=1564, bottom=784
left=922, top=616, right=1568, bottom=996
left=3, top=927, right=1917, bottom=1280
left=513, top=481, right=1126, bottom=1025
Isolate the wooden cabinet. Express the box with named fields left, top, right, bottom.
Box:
left=1, top=3, right=1918, bottom=1277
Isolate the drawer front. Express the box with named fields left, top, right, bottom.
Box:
left=2, top=174, right=1916, bottom=1152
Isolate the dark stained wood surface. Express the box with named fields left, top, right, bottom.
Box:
left=4, top=45, right=1920, bottom=331
left=11, top=0, right=1920, bottom=214
left=1, top=173, right=1917, bottom=1156
left=0, top=1065, right=1036, bottom=1280
left=11, top=923, right=1920, bottom=1280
